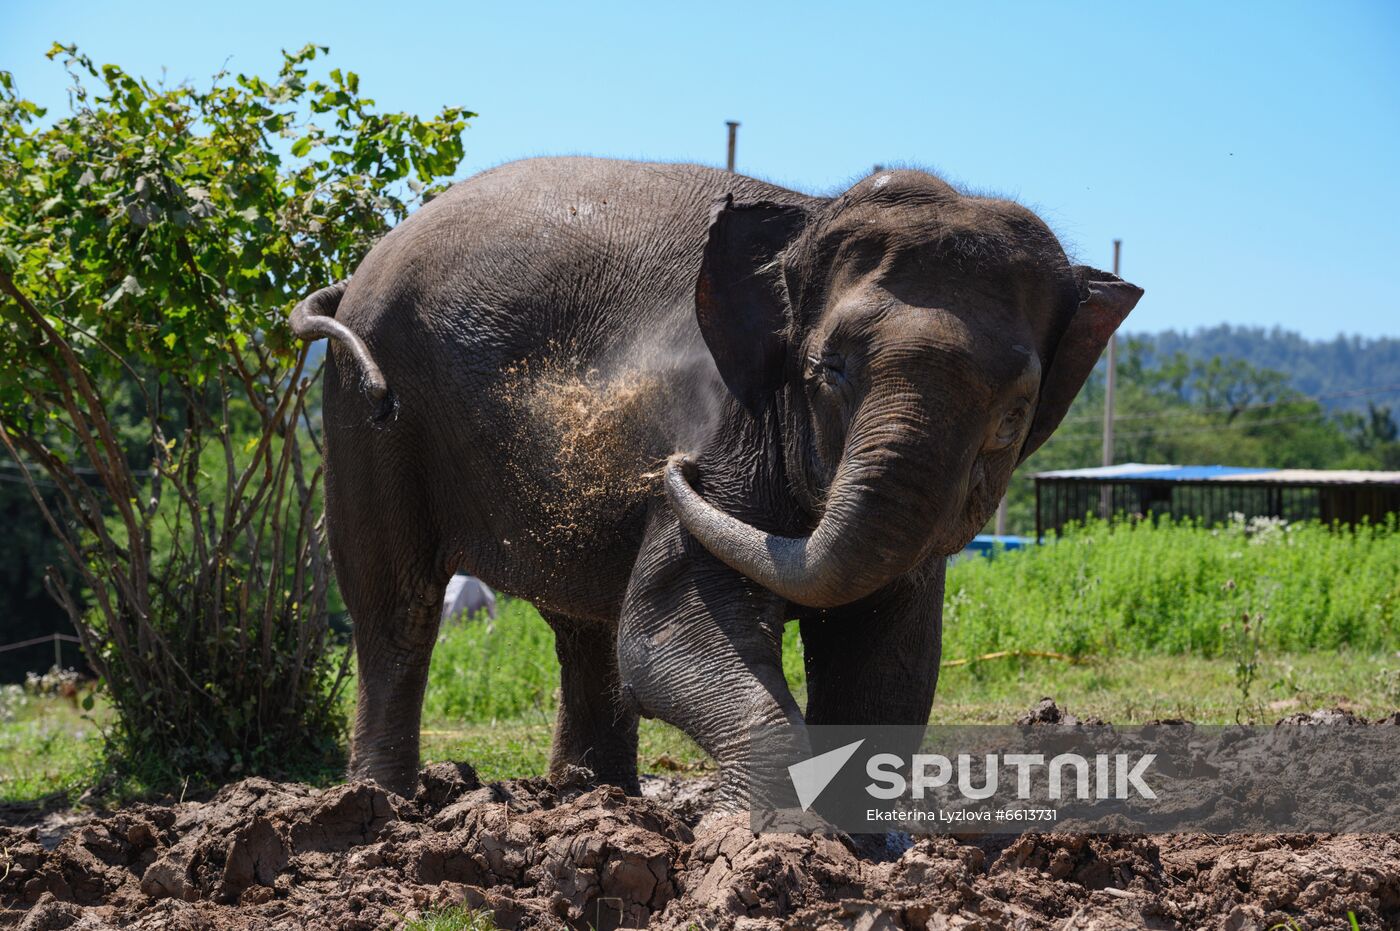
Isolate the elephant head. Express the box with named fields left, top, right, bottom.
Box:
left=666, top=170, right=1142, bottom=609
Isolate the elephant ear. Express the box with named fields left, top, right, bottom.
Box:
left=695, top=195, right=810, bottom=417
left=1018, top=266, right=1144, bottom=464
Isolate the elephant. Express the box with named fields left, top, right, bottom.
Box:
left=290, top=156, right=1142, bottom=802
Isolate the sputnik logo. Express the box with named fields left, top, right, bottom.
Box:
left=788, top=739, right=866, bottom=811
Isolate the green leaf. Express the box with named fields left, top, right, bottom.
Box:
left=101, top=274, right=146, bottom=309
left=290, top=136, right=311, bottom=157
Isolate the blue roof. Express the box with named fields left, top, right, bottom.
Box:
left=1124, top=466, right=1273, bottom=481
left=1035, top=463, right=1400, bottom=485
left=966, top=534, right=1029, bottom=550
left=956, top=535, right=1033, bottom=561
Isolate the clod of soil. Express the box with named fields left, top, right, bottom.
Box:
left=4, top=711, right=1399, bottom=930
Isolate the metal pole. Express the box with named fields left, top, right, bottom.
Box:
left=725, top=121, right=739, bottom=172
left=1099, top=239, right=1121, bottom=519
left=995, top=495, right=1008, bottom=536
left=1102, top=239, right=1121, bottom=469
left=53, top=632, right=61, bottom=671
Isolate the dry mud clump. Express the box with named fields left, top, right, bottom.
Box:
left=4, top=708, right=1399, bottom=930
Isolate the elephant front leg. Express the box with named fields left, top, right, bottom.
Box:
left=800, top=560, right=945, bottom=728
left=617, top=514, right=807, bottom=810
left=799, top=564, right=944, bottom=856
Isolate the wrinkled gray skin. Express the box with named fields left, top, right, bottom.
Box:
left=293, top=157, right=1142, bottom=802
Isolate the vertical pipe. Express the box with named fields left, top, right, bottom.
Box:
left=1100, top=239, right=1122, bottom=519
left=1102, top=238, right=1122, bottom=467
left=995, top=494, right=1008, bottom=536
left=726, top=121, right=740, bottom=172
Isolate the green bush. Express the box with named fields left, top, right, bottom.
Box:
left=0, top=45, right=470, bottom=781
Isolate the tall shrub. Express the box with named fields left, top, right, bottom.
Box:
left=0, top=45, right=471, bottom=777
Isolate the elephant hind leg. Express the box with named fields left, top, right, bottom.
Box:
left=327, top=464, right=449, bottom=796
left=543, top=613, right=639, bottom=793
left=340, top=555, right=446, bottom=796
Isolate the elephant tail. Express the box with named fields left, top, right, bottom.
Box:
left=290, top=280, right=389, bottom=402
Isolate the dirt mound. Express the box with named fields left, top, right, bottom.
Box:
left=1015, top=697, right=1105, bottom=727
left=4, top=715, right=1399, bottom=930
left=2, top=770, right=686, bottom=931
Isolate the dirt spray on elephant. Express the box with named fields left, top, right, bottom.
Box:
left=497, top=323, right=725, bottom=546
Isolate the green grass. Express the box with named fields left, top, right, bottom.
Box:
left=398, top=906, right=501, bottom=931
left=362, top=517, right=1400, bottom=781
left=930, top=650, right=1400, bottom=723
left=423, top=599, right=561, bottom=724
left=0, top=684, right=107, bottom=802
left=418, top=649, right=1400, bottom=780
left=943, top=517, right=1400, bottom=658
left=4, top=518, right=1398, bottom=802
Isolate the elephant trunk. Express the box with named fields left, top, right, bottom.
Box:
left=665, top=410, right=963, bottom=609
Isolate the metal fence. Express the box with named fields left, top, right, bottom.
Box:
left=1034, top=477, right=1400, bottom=538
left=0, top=631, right=81, bottom=672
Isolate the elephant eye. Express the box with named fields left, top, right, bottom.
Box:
left=808, top=351, right=847, bottom=388
left=989, top=399, right=1031, bottom=450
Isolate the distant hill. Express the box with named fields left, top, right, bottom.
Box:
left=1126, top=325, right=1400, bottom=412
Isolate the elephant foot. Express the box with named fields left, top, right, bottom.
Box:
left=347, top=756, right=421, bottom=799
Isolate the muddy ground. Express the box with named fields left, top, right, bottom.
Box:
left=3, top=702, right=1397, bottom=930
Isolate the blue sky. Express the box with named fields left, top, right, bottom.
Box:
left=6, top=1, right=1398, bottom=339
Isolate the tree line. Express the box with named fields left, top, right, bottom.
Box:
left=1134, top=325, right=1400, bottom=413
left=1000, top=337, right=1400, bottom=535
